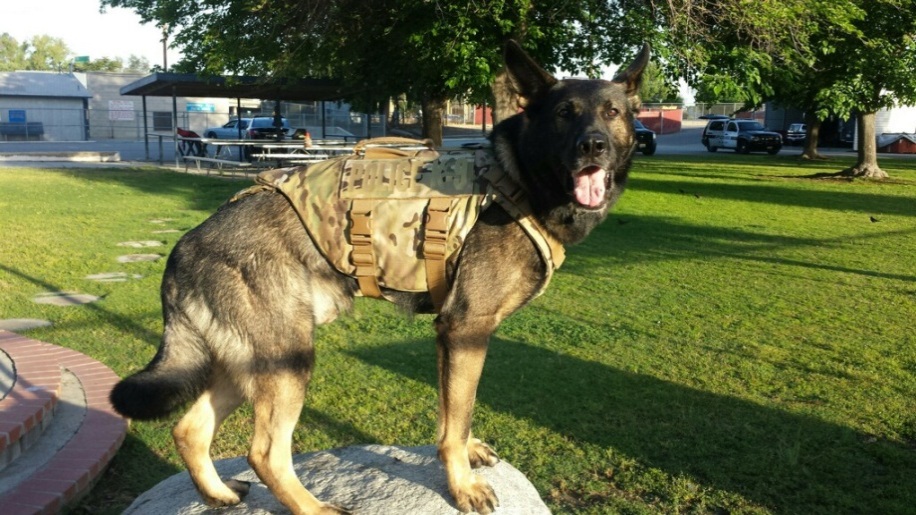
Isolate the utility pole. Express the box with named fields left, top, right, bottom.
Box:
left=161, top=26, right=169, bottom=71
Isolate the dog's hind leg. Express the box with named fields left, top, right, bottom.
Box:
left=248, top=364, right=350, bottom=514
left=173, top=373, right=248, bottom=506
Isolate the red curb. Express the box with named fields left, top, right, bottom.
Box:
left=0, top=330, right=128, bottom=514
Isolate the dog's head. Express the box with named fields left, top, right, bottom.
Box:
left=494, top=41, right=650, bottom=233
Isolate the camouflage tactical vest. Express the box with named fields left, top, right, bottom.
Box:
left=240, top=138, right=565, bottom=311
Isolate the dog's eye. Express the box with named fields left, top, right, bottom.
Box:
left=604, top=107, right=620, bottom=119
left=557, top=105, right=573, bottom=119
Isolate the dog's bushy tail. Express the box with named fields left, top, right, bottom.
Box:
left=110, top=340, right=211, bottom=420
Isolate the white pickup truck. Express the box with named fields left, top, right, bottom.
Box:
left=203, top=116, right=290, bottom=140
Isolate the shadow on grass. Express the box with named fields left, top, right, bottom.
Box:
left=72, top=433, right=182, bottom=515
left=571, top=214, right=916, bottom=283
left=349, top=338, right=916, bottom=513
left=301, top=406, right=379, bottom=446
left=0, top=263, right=162, bottom=345
left=45, top=167, right=247, bottom=214
left=628, top=175, right=916, bottom=218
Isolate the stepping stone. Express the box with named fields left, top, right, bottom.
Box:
left=117, top=240, right=164, bottom=248
left=32, top=292, right=100, bottom=306
left=0, top=319, right=53, bottom=331
left=149, top=218, right=175, bottom=224
left=85, top=272, right=143, bottom=282
left=151, top=229, right=181, bottom=234
left=117, top=254, right=162, bottom=263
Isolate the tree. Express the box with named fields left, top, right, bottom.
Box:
left=0, top=33, right=27, bottom=71
left=126, top=55, right=152, bottom=73
left=655, top=0, right=916, bottom=178
left=0, top=34, right=70, bottom=72
left=757, top=4, right=864, bottom=161
left=747, top=0, right=916, bottom=176
left=1, top=33, right=152, bottom=74
left=811, top=0, right=916, bottom=178
left=24, top=35, right=70, bottom=71
left=639, top=62, right=681, bottom=104
left=101, top=0, right=656, bottom=145
left=74, top=57, right=125, bottom=72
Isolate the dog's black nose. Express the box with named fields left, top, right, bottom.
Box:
left=578, top=132, right=608, bottom=158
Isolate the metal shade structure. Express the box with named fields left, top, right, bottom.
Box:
left=120, top=72, right=348, bottom=163
left=120, top=72, right=344, bottom=101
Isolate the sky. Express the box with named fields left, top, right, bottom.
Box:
left=4, top=0, right=182, bottom=67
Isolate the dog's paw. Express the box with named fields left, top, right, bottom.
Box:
left=201, top=489, right=242, bottom=507
left=468, top=438, right=500, bottom=469
left=453, top=475, right=499, bottom=514
left=200, top=479, right=250, bottom=507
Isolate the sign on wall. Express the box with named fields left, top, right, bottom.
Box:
left=186, top=102, right=216, bottom=112
left=8, top=110, right=27, bottom=123
left=109, top=100, right=135, bottom=121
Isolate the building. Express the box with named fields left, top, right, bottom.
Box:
left=80, top=72, right=245, bottom=140
left=0, top=71, right=92, bottom=141
left=1, top=70, right=371, bottom=142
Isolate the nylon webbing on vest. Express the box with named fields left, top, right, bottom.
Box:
left=423, top=197, right=453, bottom=310
left=349, top=199, right=383, bottom=298
left=481, top=165, right=566, bottom=269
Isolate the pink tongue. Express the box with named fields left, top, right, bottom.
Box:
left=574, top=167, right=607, bottom=207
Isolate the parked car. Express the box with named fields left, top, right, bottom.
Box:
left=701, top=119, right=727, bottom=149
left=703, top=119, right=782, bottom=154
left=785, top=123, right=807, bottom=145
left=203, top=116, right=290, bottom=140
left=633, top=119, right=657, bottom=155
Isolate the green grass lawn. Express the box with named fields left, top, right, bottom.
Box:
left=1, top=154, right=914, bottom=514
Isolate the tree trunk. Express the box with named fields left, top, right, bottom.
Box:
left=420, top=95, right=446, bottom=147
left=840, top=111, right=888, bottom=178
left=800, top=112, right=826, bottom=160
left=491, top=68, right=518, bottom=125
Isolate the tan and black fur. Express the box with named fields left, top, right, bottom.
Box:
left=110, top=41, right=649, bottom=514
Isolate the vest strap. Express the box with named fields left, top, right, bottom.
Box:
left=349, top=199, right=383, bottom=298
left=481, top=166, right=566, bottom=269
left=424, top=197, right=453, bottom=310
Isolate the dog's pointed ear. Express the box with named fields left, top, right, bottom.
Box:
left=504, top=40, right=558, bottom=107
left=612, top=43, right=651, bottom=97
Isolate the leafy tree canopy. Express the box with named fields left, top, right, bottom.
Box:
left=0, top=33, right=28, bottom=71
left=652, top=0, right=916, bottom=177
left=99, top=0, right=658, bottom=142
left=99, top=0, right=655, bottom=105
left=638, top=61, right=681, bottom=104
left=0, top=34, right=70, bottom=71
left=0, top=32, right=151, bottom=73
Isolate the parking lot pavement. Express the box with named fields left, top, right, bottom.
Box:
left=3, top=130, right=911, bottom=164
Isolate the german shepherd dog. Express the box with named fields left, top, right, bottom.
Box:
left=111, top=41, right=649, bottom=514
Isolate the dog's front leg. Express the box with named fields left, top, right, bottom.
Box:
left=435, top=315, right=500, bottom=514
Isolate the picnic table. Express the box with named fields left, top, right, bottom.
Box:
left=249, top=142, right=354, bottom=167
left=177, top=139, right=353, bottom=172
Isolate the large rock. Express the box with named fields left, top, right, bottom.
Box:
left=124, top=445, right=550, bottom=514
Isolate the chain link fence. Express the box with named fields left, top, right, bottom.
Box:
left=0, top=101, right=380, bottom=142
